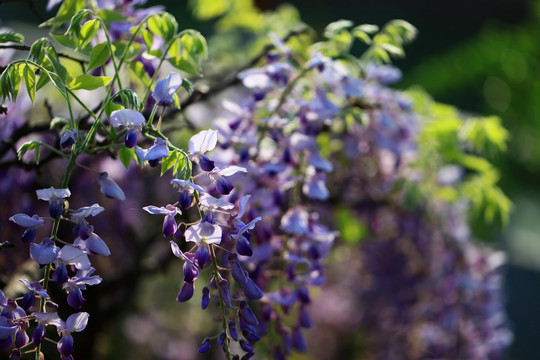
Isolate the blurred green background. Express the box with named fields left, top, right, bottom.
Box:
left=1, top=0, right=539, bottom=358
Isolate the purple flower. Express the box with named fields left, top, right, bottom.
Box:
left=281, top=207, right=309, bottom=235
left=199, top=193, right=235, bottom=213
left=176, top=282, right=194, bottom=302
left=60, top=129, right=77, bottom=149
left=152, top=72, right=183, bottom=106
left=201, top=287, right=210, bottom=309
left=46, top=312, right=89, bottom=357
left=207, top=165, right=247, bottom=195
left=30, top=238, right=59, bottom=265
left=198, top=337, right=211, bottom=353
left=36, top=187, right=71, bottom=219
left=135, top=138, right=169, bottom=166
left=97, top=172, right=125, bottom=200
left=143, top=204, right=181, bottom=237
left=74, top=232, right=111, bottom=256
left=9, top=213, right=44, bottom=244
left=109, top=109, right=146, bottom=148
left=63, top=269, right=102, bottom=309
left=19, top=279, right=48, bottom=311
left=188, top=129, right=218, bottom=171
left=185, top=222, right=222, bottom=245
left=71, top=204, right=104, bottom=240
left=56, top=245, right=91, bottom=271
left=171, top=179, right=204, bottom=210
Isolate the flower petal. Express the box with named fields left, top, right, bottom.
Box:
left=188, top=129, right=218, bottom=154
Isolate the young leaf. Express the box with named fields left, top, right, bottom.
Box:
left=181, top=78, right=194, bottom=95
left=168, top=57, right=199, bottom=75
left=0, top=32, right=24, bottom=44
left=69, top=74, right=112, bottom=90
left=87, top=42, right=111, bottom=71
left=28, top=38, right=50, bottom=64
left=17, top=141, right=38, bottom=161
left=119, top=146, right=134, bottom=170
left=65, top=9, right=91, bottom=37
left=22, top=64, right=36, bottom=104
left=48, top=72, right=68, bottom=99
left=161, top=150, right=177, bottom=176
left=34, top=145, right=40, bottom=165
left=79, top=19, right=99, bottom=49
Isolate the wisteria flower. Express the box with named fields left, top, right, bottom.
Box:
left=188, top=129, right=218, bottom=171
left=97, top=172, right=125, bottom=200
left=109, top=109, right=145, bottom=148
left=53, top=245, right=92, bottom=285
left=60, top=129, right=77, bottom=149
left=74, top=232, right=111, bottom=256
left=47, top=312, right=89, bottom=358
left=30, top=238, right=59, bottom=265
left=199, top=193, right=234, bottom=213
left=171, top=179, right=204, bottom=210
left=63, top=268, right=102, bottom=309
left=185, top=221, right=222, bottom=245
left=143, top=204, right=181, bottom=237
left=9, top=213, right=44, bottom=244
left=207, top=165, right=247, bottom=195
left=281, top=207, right=309, bottom=235
left=71, top=204, right=104, bottom=240
left=152, top=72, right=183, bottom=106
left=135, top=137, right=169, bottom=167
left=18, top=279, right=48, bottom=311
left=36, top=187, right=71, bottom=219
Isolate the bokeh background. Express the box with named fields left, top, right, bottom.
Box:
left=1, top=0, right=539, bottom=359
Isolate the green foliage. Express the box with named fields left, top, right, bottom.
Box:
left=16, top=141, right=40, bottom=162
left=147, top=13, right=178, bottom=43
left=87, top=42, right=112, bottom=72
left=69, top=74, right=112, bottom=90
left=161, top=150, right=192, bottom=180
left=408, top=88, right=511, bottom=229
left=119, top=146, right=136, bottom=169
left=0, top=32, right=24, bottom=44
left=335, top=207, right=369, bottom=244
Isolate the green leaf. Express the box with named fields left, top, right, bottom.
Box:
left=79, top=19, right=99, bottom=49
left=48, top=72, right=68, bottom=99
left=119, top=146, right=134, bottom=169
left=128, top=61, right=151, bottom=87
left=22, top=64, right=36, bottom=104
left=147, top=13, right=178, bottom=42
left=87, top=42, right=111, bottom=71
left=167, top=57, right=199, bottom=75
left=69, top=74, right=112, bottom=90
left=112, top=89, right=142, bottom=111
left=181, top=78, right=194, bottom=95
left=325, top=19, right=353, bottom=38
left=104, top=102, right=123, bottom=118
left=97, top=9, right=127, bottom=22
left=0, top=32, right=24, bottom=44
left=50, top=116, right=69, bottom=129
left=336, top=207, right=368, bottom=244
left=34, top=145, right=40, bottom=165
left=42, top=0, right=85, bottom=27
left=17, top=141, right=39, bottom=161
left=161, top=150, right=177, bottom=175
left=28, top=38, right=49, bottom=64
left=354, top=24, right=379, bottom=34
left=50, top=34, right=78, bottom=49
left=65, top=9, right=91, bottom=36
left=46, top=48, right=68, bottom=82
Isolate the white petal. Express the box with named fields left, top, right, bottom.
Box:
left=188, top=129, right=218, bottom=154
